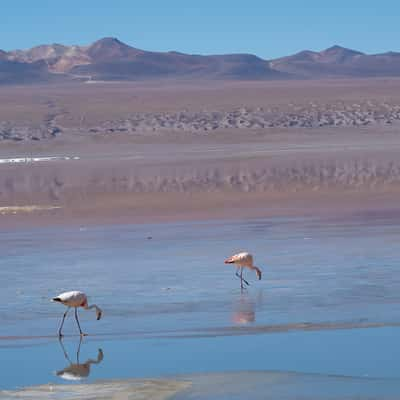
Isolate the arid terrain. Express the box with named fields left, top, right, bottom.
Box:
left=1, top=78, right=400, bottom=227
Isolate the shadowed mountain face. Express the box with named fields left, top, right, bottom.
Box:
left=0, top=59, right=56, bottom=84
left=71, top=50, right=285, bottom=80
left=1, top=39, right=400, bottom=84
left=86, top=37, right=144, bottom=62
left=270, top=45, right=400, bottom=78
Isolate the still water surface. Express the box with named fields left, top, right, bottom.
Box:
left=1, top=215, right=400, bottom=392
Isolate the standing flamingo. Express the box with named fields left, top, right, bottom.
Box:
left=52, top=291, right=102, bottom=337
left=224, top=252, right=262, bottom=289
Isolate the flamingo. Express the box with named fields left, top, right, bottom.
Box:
left=224, top=252, right=262, bottom=289
left=51, top=291, right=102, bottom=337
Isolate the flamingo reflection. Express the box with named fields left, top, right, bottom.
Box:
left=56, top=337, right=103, bottom=381
left=232, top=293, right=256, bottom=325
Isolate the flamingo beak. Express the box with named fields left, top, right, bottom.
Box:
left=96, top=310, right=102, bottom=321
left=256, top=269, right=262, bottom=280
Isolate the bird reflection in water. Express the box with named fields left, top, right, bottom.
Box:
left=56, top=337, right=104, bottom=381
left=232, top=293, right=256, bottom=324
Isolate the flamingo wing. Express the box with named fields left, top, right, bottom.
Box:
left=52, top=291, right=87, bottom=307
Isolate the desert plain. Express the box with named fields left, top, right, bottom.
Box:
left=1, top=78, right=400, bottom=228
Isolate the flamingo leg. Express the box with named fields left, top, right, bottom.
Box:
left=74, top=308, right=86, bottom=336
left=235, top=269, right=250, bottom=286
left=58, top=307, right=70, bottom=337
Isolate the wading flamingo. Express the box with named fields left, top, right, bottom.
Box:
left=224, top=252, right=262, bottom=289
left=52, top=291, right=102, bottom=337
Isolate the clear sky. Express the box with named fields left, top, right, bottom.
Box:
left=2, top=0, right=399, bottom=58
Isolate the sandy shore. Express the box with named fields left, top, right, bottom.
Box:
left=2, top=129, right=400, bottom=228
left=2, top=190, right=400, bottom=230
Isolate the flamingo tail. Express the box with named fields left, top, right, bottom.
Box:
left=52, top=297, right=62, bottom=302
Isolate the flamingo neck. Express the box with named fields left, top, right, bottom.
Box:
left=84, top=303, right=102, bottom=320
left=249, top=265, right=262, bottom=279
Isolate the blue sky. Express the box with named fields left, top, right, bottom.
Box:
left=2, top=0, right=399, bottom=58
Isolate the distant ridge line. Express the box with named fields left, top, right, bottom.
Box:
left=1, top=37, right=400, bottom=84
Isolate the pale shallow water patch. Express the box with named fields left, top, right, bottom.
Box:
left=0, top=379, right=191, bottom=400
left=0, top=156, right=80, bottom=164
left=1, top=371, right=400, bottom=400
left=0, top=206, right=61, bottom=215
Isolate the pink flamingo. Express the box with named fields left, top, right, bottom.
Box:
left=224, top=252, right=262, bottom=289
left=52, top=291, right=102, bottom=337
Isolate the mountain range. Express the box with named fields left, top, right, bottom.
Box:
left=1, top=38, right=400, bottom=84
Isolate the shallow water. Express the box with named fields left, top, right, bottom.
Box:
left=1, top=215, right=400, bottom=395
left=1, top=325, right=400, bottom=391
left=2, top=370, right=400, bottom=400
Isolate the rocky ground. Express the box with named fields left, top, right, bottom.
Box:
left=1, top=100, right=400, bottom=141
left=92, top=101, right=400, bottom=135
left=0, top=99, right=65, bottom=141
left=1, top=79, right=400, bottom=141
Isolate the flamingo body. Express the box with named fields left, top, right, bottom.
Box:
left=53, top=291, right=88, bottom=308
left=225, top=252, right=254, bottom=267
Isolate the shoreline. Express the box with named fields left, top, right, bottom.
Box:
left=1, top=189, right=400, bottom=231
